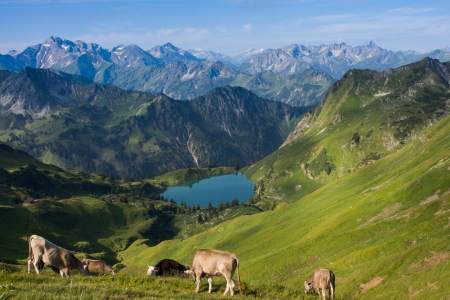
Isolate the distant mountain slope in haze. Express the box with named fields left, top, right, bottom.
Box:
left=238, top=41, right=450, bottom=78
left=148, top=42, right=202, bottom=63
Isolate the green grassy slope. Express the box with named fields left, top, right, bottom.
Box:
left=242, top=58, right=450, bottom=207
left=120, top=113, right=450, bottom=299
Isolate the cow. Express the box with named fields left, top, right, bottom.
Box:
left=304, top=268, right=335, bottom=300
left=28, top=235, right=90, bottom=278
left=147, top=258, right=189, bottom=276
left=82, top=259, right=116, bottom=275
left=184, top=249, right=242, bottom=296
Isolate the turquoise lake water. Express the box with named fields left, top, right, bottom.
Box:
left=162, top=173, right=255, bottom=208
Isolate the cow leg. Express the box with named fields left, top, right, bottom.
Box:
left=27, top=257, right=31, bottom=273
left=223, top=281, right=229, bottom=296
left=330, top=286, right=335, bottom=300
left=195, top=275, right=201, bottom=293
left=60, top=268, right=70, bottom=278
left=223, top=276, right=233, bottom=296
left=321, top=288, right=326, bottom=300
left=229, top=279, right=235, bottom=296
left=33, top=256, right=42, bottom=275
left=208, top=275, right=213, bottom=293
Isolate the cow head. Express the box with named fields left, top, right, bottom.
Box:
left=184, top=269, right=197, bottom=282
left=80, top=262, right=90, bottom=276
left=110, top=268, right=117, bottom=275
left=147, top=265, right=156, bottom=276
left=304, top=280, right=315, bottom=294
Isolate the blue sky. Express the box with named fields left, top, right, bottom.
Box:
left=1, top=0, right=449, bottom=55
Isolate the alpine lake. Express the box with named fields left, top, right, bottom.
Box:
left=162, top=172, right=255, bottom=208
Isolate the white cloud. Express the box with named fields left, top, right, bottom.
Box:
left=243, top=23, right=253, bottom=31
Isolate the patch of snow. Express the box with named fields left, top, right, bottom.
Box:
left=331, top=50, right=342, bottom=56
left=375, top=92, right=390, bottom=97
left=181, top=72, right=196, bottom=81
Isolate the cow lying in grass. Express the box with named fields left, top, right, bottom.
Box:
left=185, top=249, right=242, bottom=296
left=304, top=268, right=335, bottom=300
left=82, top=259, right=116, bottom=275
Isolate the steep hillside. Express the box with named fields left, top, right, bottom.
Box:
left=243, top=58, right=450, bottom=205
left=0, top=69, right=306, bottom=176
left=239, top=69, right=336, bottom=106
left=119, top=66, right=450, bottom=299
left=0, top=67, right=153, bottom=117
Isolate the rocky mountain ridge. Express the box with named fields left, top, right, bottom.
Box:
left=238, top=41, right=450, bottom=78
left=0, top=68, right=306, bottom=177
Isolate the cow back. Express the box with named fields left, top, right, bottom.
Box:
left=313, top=268, right=334, bottom=289
left=155, top=259, right=187, bottom=276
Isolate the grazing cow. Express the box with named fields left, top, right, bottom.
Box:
left=147, top=259, right=189, bottom=276
left=82, top=259, right=116, bottom=275
left=304, top=268, right=335, bottom=300
left=28, top=235, right=90, bottom=278
left=185, top=249, right=242, bottom=296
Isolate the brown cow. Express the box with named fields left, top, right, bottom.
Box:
left=147, top=258, right=188, bottom=276
left=185, top=249, right=242, bottom=296
left=304, top=268, right=335, bottom=300
left=82, top=259, right=116, bottom=275
left=28, top=235, right=90, bottom=278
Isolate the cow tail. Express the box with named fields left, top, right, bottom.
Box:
left=28, top=236, right=33, bottom=263
left=235, top=257, right=242, bottom=294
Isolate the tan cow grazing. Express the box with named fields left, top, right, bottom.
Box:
left=304, top=268, right=335, bottom=300
left=185, top=249, right=242, bottom=296
left=82, top=259, right=116, bottom=275
left=28, top=235, right=90, bottom=278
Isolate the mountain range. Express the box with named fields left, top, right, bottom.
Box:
left=0, top=67, right=306, bottom=178
left=237, top=41, right=450, bottom=78
left=1, top=37, right=449, bottom=106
